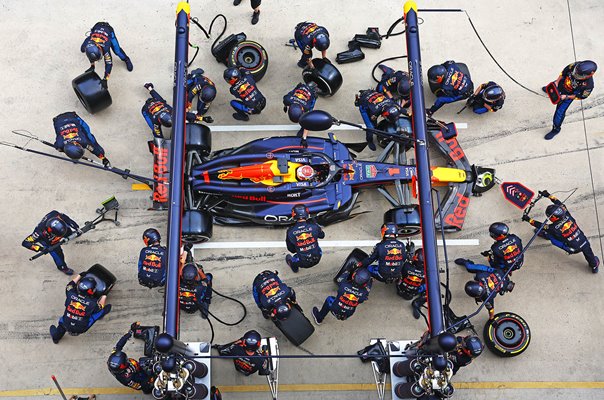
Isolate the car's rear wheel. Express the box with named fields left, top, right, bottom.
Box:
left=186, top=123, right=212, bottom=156
left=182, top=210, right=213, bottom=243
left=384, top=205, right=421, bottom=237
left=72, top=70, right=112, bottom=114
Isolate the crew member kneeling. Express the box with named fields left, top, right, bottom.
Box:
left=213, top=330, right=270, bottom=376
left=252, top=270, right=296, bottom=320
left=312, top=268, right=372, bottom=324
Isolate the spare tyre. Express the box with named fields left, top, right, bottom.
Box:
left=72, top=70, right=112, bottom=114
left=274, top=305, right=315, bottom=346
left=383, top=205, right=421, bottom=237
left=186, top=123, right=212, bottom=156
left=302, top=58, right=343, bottom=97
left=182, top=210, right=213, bottom=243
left=228, top=40, right=269, bottom=82
left=334, top=248, right=368, bottom=284
left=483, top=312, right=531, bottom=357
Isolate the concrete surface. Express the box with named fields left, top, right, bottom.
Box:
left=0, top=0, right=602, bottom=399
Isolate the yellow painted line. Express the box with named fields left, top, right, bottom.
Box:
left=131, top=183, right=151, bottom=191
left=2, top=382, right=604, bottom=396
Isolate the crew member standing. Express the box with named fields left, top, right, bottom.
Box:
left=523, top=190, right=600, bottom=272
left=186, top=68, right=217, bottom=115
left=142, top=83, right=212, bottom=138
left=426, top=60, right=473, bottom=116
left=358, top=223, right=406, bottom=283
left=294, top=22, right=330, bottom=68
left=376, top=64, right=411, bottom=108
left=53, top=112, right=111, bottom=166
left=283, top=82, right=318, bottom=144
left=355, top=89, right=402, bottom=151
left=224, top=67, right=266, bottom=121
left=50, top=274, right=111, bottom=343
left=80, top=22, right=133, bottom=87
left=22, top=210, right=80, bottom=275
left=233, top=0, right=261, bottom=25
left=137, top=228, right=167, bottom=288
left=285, top=205, right=325, bottom=272
left=543, top=60, right=596, bottom=139
left=312, top=268, right=372, bottom=324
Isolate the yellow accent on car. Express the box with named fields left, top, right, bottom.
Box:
left=431, top=167, right=466, bottom=183
left=176, top=2, right=190, bottom=15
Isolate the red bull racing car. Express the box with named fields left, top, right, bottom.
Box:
left=148, top=118, right=496, bottom=242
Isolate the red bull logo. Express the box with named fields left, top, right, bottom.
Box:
left=502, top=245, right=516, bottom=255
left=69, top=301, right=85, bottom=311
left=63, top=132, right=78, bottom=139
left=387, top=248, right=402, bottom=255
left=145, top=254, right=161, bottom=262
left=238, top=83, right=250, bottom=93
left=296, top=233, right=312, bottom=241
left=343, top=293, right=358, bottom=302
left=408, top=275, right=422, bottom=283
left=561, top=221, right=573, bottom=233
left=266, top=287, right=279, bottom=297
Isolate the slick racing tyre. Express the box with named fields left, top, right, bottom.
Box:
left=384, top=205, right=421, bottom=237
left=72, top=70, right=112, bottom=114
left=483, top=312, right=531, bottom=357
left=303, top=58, right=343, bottom=97
left=228, top=40, right=269, bottom=82
left=274, top=305, right=315, bottom=346
left=81, top=264, right=117, bottom=296
left=182, top=210, right=213, bottom=243
left=334, top=248, right=368, bottom=284
left=186, top=123, right=212, bottom=156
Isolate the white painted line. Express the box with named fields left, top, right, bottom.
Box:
left=210, top=123, right=467, bottom=132
left=193, top=239, right=479, bottom=250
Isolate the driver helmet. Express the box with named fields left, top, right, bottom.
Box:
left=296, top=165, right=315, bottom=181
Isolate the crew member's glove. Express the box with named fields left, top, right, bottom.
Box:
left=102, top=158, right=112, bottom=168
left=480, top=251, right=491, bottom=257
left=521, top=214, right=531, bottom=222
left=323, top=57, right=331, bottom=64
left=130, top=322, right=141, bottom=332
left=426, top=108, right=435, bottom=117
left=144, top=82, right=154, bottom=91
left=100, top=79, right=108, bottom=89
left=85, top=65, right=95, bottom=73
left=283, top=106, right=288, bottom=113
left=301, top=138, right=308, bottom=148
left=203, top=116, right=214, bottom=124
left=538, top=190, right=551, bottom=198
left=354, top=94, right=360, bottom=107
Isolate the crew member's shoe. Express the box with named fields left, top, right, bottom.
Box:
left=544, top=127, right=561, bottom=140
left=232, top=112, right=250, bottom=121
left=411, top=302, right=422, bottom=320
left=286, top=255, right=299, bottom=273
left=367, top=141, right=377, bottom=151
left=50, top=324, right=65, bottom=344
left=100, top=304, right=112, bottom=319
left=59, top=266, right=74, bottom=276
left=591, top=257, right=600, bottom=274
left=542, top=86, right=547, bottom=93
left=311, top=307, right=323, bottom=325
left=454, top=258, right=473, bottom=267
left=251, top=10, right=260, bottom=25
left=233, top=0, right=242, bottom=5
left=297, top=59, right=307, bottom=68
left=125, top=57, right=134, bottom=71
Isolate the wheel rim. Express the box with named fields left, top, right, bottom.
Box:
left=237, top=47, right=261, bottom=69
left=398, top=226, right=421, bottom=236
left=494, top=318, right=525, bottom=348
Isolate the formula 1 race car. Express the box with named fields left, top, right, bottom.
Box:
left=145, top=115, right=496, bottom=243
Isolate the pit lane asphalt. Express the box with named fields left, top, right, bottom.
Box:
left=0, top=0, right=602, bottom=399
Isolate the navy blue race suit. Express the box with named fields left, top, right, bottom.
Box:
left=314, top=279, right=372, bottom=322
left=527, top=196, right=598, bottom=268
left=470, top=269, right=512, bottom=317
left=449, top=337, right=478, bottom=375
left=216, top=339, right=270, bottom=376
left=53, top=112, right=107, bottom=162
left=396, top=258, right=426, bottom=300
left=137, top=244, right=167, bottom=288
left=471, top=81, right=505, bottom=114
left=252, top=270, right=296, bottom=318
left=55, top=280, right=110, bottom=336
left=228, top=69, right=266, bottom=118
left=80, top=22, right=131, bottom=80
left=285, top=220, right=325, bottom=270
left=22, top=210, right=79, bottom=272
left=141, top=88, right=204, bottom=138
left=428, top=61, right=473, bottom=115
left=109, top=328, right=156, bottom=393
left=356, top=89, right=402, bottom=149
left=550, top=63, right=594, bottom=130
left=457, top=234, right=524, bottom=275
left=283, top=83, right=318, bottom=136
left=179, top=267, right=213, bottom=316
left=359, top=239, right=407, bottom=283
left=294, top=22, right=329, bottom=66
left=376, top=65, right=410, bottom=107
left=186, top=72, right=216, bottom=115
